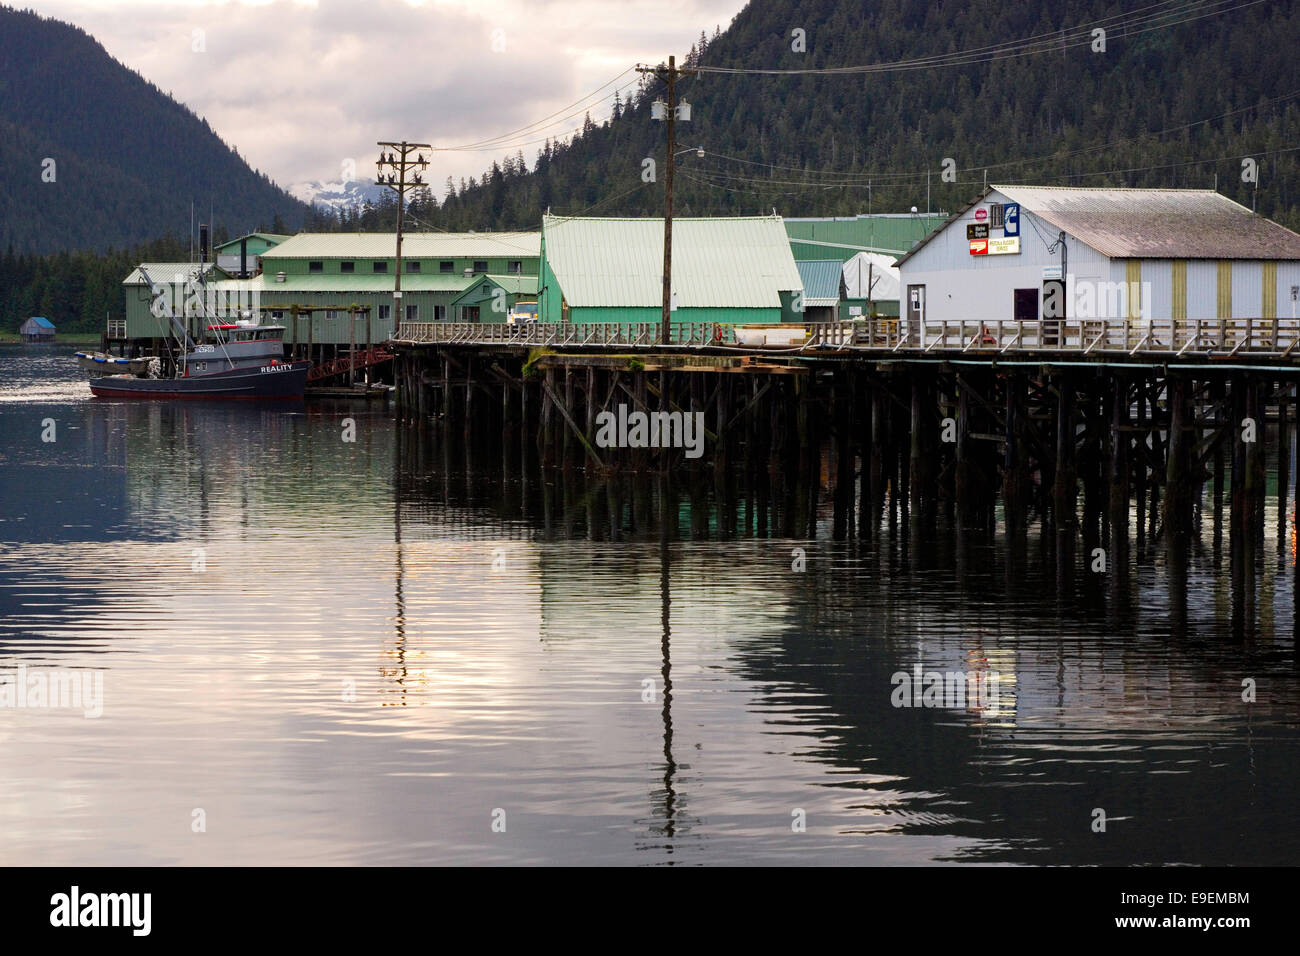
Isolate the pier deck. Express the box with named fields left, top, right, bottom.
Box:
left=391, top=317, right=1300, bottom=365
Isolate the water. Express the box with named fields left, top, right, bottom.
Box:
left=1, top=342, right=1297, bottom=865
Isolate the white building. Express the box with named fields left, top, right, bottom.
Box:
left=896, top=185, right=1300, bottom=333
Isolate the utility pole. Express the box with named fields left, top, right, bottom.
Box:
left=376, top=141, right=431, bottom=335
left=638, top=57, right=696, bottom=345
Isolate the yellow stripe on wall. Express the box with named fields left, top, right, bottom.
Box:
left=1126, top=259, right=1141, bottom=321
left=1171, top=260, right=1187, bottom=320
left=1263, top=261, right=1277, bottom=319
left=1217, top=260, right=1232, bottom=318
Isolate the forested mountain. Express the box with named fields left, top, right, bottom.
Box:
left=0, top=5, right=309, bottom=254
left=418, top=0, right=1300, bottom=232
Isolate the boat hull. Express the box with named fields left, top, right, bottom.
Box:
left=89, top=361, right=310, bottom=400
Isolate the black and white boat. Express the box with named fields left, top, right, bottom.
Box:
left=88, top=263, right=309, bottom=400
left=89, top=321, right=309, bottom=400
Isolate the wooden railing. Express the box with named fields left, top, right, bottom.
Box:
left=390, top=317, right=1300, bottom=359
left=393, top=321, right=736, bottom=348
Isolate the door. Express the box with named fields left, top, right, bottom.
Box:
left=906, top=284, right=925, bottom=345
left=1014, top=288, right=1041, bottom=343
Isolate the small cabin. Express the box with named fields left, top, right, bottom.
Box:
left=19, top=316, right=55, bottom=341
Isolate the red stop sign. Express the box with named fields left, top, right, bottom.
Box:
left=974, top=208, right=987, bottom=222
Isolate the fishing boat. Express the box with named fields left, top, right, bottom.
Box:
left=89, top=321, right=309, bottom=400
left=88, top=264, right=309, bottom=400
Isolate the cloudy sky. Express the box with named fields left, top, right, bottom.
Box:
left=27, top=0, right=748, bottom=196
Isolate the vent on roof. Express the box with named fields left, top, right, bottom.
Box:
left=276, top=272, right=285, bottom=283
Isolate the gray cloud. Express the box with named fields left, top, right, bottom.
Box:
left=27, top=0, right=747, bottom=194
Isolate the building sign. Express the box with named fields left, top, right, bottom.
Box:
left=974, top=208, right=988, bottom=223
left=1003, top=202, right=1020, bottom=237
left=969, top=236, right=1021, bottom=256
left=967, top=223, right=989, bottom=240
left=1043, top=265, right=1062, bottom=280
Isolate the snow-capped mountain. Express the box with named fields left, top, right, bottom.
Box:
left=289, top=178, right=391, bottom=211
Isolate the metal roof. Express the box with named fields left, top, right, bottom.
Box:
left=542, top=215, right=803, bottom=308
left=123, top=262, right=219, bottom=286
left=28, top=316, right=55, bottom=329
left=795, top=260, right=844, bottom=306
left=786, top=213, right=948, bottom=258
left=995, top=185, right=1300, bottom=259
left=449, top=274, right=539, bottom=307
left=214, top=232, right=290, bottom=252
left=263, top=232, right=541, bottom=260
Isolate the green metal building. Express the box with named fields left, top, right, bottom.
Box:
left=122, top=232, right=541, bottom=346
left=257, top=232, right=539, bottom=345
left=449, top=274, right=539, bottom=322
left=215, top=232, right=290, bottom=277
left=122, top=262, right=230, bottom=340
left=539, top=214, right=804, bottom=326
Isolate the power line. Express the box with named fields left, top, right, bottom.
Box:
left=436, top=68, right=636, bottom=151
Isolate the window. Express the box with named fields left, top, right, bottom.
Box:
left=271, top=311, right=284, bottom=320
left=308, top=261, right=323, bottom=273
left=989, top=203, right=1005, bottom=228
left=378, top=305, right=391, bottom=321
left=325, top=310, right=339, bottom=320
left=373, top=261, right=388, bottom=273
left=406, top=260, right=421, bottom=273
left=473, top=260, right=488, bottom=274
left=464, top=306, right=480, bottom=323
left=340, top=261, right=355, bottom=273
left=508, top=260, right=522, bottom=275
left=439, top=261, right=454, bottom=274
left=433, top=305, right=446, bottom=321
left=405, top=304, right=419, bottom=322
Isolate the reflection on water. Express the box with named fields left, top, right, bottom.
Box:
left=0, top=343, right=1297, bottom=865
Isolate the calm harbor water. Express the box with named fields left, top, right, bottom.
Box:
left=1, top=342, right=1298, bottom=866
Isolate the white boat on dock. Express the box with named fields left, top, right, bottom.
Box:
left=74, top=351, right=156, bottom=376
left=733, top=324, right=809, bottom=347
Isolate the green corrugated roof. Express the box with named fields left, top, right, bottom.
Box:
left=263, top=232, right=540, bottom=259
left=542, top=214, right=802, bottom=309
left=794, top=260, right=844, bottom=306
left=123, top=262, right=219, bottom=285
left=481, top=274, right=538, bottom=295
left=215, top=232, right=290, bottom=253
left=449, top=274, right=540, bottom=307
left=785, top=214, right=948, bottom=259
